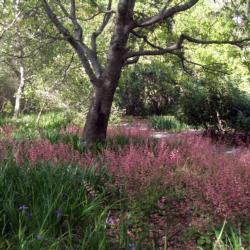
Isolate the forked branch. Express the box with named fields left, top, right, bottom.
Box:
left=136, top=0, right=199, bottom=28
left=126, top=33, right=250, bottom=60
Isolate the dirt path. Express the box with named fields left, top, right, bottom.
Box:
left=116, top=117, right=240, bottom=154
left=117, top=117, right=200, bottom=139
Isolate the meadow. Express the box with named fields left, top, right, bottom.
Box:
left=0, top=112, right=249, bottom=250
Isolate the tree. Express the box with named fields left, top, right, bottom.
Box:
left=0, top=1, right=34, bottom=118
left=42, top=0, right=249, bottom=146
left=0, top=0, right=68, bottom=117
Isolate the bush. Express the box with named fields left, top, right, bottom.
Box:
left=150, top=115, right=189, bottom=131
left=116, top=63, right=181, bottom=116
left=179, top=78, right=250, bottom=134
left=1, top=124, right=250, bottom=249
left=0, top=73, right=16, bottom=116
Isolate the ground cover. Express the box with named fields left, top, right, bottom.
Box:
left=0, top=113, right=249, bottom=249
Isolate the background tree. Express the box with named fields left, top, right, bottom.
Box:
left=0, top=0, right=89, bottom=118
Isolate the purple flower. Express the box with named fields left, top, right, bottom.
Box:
left=106, top=213, right=117, bottom=226
left=128, top=243, right=136, bottom=250
left=18, top=205, right=33, bottom=219
left=19, top=205, right=29, bottom=212
left=36, top=234, right=43, bottom=241
left=55, top=208, right=63, bottom=219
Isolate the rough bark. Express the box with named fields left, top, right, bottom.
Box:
left=82, top=82, right=115, bottom=145
left=81, top=0, right=135, bottom=146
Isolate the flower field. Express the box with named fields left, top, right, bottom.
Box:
left=0, top=119, right=249, bottom=249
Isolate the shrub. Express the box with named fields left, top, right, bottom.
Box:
left=1, top=125, right=250, bottom=249
left=150, top=115, right=189, bottom=131
left=179, top=78, right=250, bottom=134
left=116, top=63, right=181, bottom=116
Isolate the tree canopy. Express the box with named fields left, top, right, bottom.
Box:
left=0, top=0, right=249, bottom=144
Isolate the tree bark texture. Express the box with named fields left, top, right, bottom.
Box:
left=82, top=0, right=135, bottom=146
left=82, top=82, right=116, bottom=145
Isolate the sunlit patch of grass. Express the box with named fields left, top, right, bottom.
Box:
left=0, top=111, right=81, bottom=141
left=150, top=115, right=189, bottom=132
left=211, top=221, right=250, bottom=250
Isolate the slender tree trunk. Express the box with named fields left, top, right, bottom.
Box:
left=13, top=0, right=24, bottom=119
left=248, top=0, right=250, bottom=17
left=13, top=56, right=25, bottom=118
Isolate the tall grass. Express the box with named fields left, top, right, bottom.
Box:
left=0, top=161, right=112, bottom=250
left=0, top=111, right=79, bottom=140
left=150, top=115, right=189, bottom=132
left=198, top=221, right=250, bottom=250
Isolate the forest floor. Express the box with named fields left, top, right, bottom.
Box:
left=118, top=117, right=199, bottom=137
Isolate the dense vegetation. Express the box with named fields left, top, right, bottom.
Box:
left=1, top=0, right=250, bottom=136
left=0, top=113, right=250, bottom=249
left=0, top=0, right=250, bottom=249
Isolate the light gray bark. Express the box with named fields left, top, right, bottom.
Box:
left=13, top=53, right=25, bottom=118
left=13, top=0, right=25, bottom=118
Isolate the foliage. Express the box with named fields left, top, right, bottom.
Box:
left=116, top=62, right=181, bottom=116
left=209, top=221, right=250, bottom=250
left=179, top=77, right=250, bottom=133
left=0, top=0, right=250, bottom=247
left=0, top=0, right=249, bottom=135
left=0, top=70, right=16, bottom=116
left=1, top=121, right=250, bottom=248
left=150, top=115, right=189, bottom=132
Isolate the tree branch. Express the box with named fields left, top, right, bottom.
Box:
left=42, top=0, right=98, bottom=85
left=91, top=0, right=113, bottom=53
left=42, top=0, right=72, bottom=40
left=70, top=0, right=83, bottom=41
left=124, top=56, right=140, bottom=65
left=136, top=0, right=199, bottom=28
left=56, top=0, right=71, bottom=18
left=83, top=10, right=115, bottom=21
left=125, top=44, right=180, bottom=59
left=0, top=7, right=21, bottom=40
left=126, top=33, right=250, bottom=60
left=178, top=34, right=250, bottom=48
left=178, top=54, right=229, bottom=75
left=3, top=59, right=20, bottom=78
left=44, top=0, right=102, bottom=77
left=130, top=30, right=166, bottom=50
left=54, top=0, right=83, bottom=41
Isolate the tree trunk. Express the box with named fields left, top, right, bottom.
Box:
left=81, top=1, right=135, bottom=146
left=13, top=0, right=24, bottom=119
left=13, top=58, right=25, bottom=118
left=82, top=78, right=117, bottom=146
left=79, top=0, right=135, bottom=146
